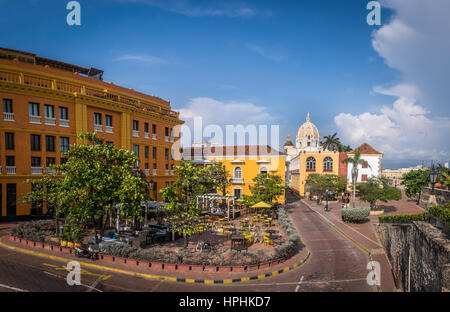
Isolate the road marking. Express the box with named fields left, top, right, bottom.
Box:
left=0, top=283, right=28, bottom=292
left=43, top=271, right=59, bottom=277
left=149, top=280, right=162, bottom=292
left=294, top=275, right=304, bottom=292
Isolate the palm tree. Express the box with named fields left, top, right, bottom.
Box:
left=339, top=144, right=352, bottom=152
left=323, top=133, right=341, bottom=151
left=341, top=147, right=370, bottom=208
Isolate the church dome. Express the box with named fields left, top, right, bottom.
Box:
left=296, top=113, right=320, bottom=150
left=283, top=134, right=294, bottom=147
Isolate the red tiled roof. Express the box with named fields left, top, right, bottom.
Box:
left=181, top=145, right=286, bottom=158
left=349, top=143, right=382, bottom=155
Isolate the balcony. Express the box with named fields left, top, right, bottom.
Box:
left=29, top=115, right=41, bottom=124
left=153, top=169, right=157, bottom=175
left=59, top=119, right=69, bottom=127
left=165, top=136, right=169, bottom=142
left=145, top=169, right=150, bottom=176
left=3, top=112, right=14, bottom=121
left=31, top=167, right=43, bottom=175
left=152, top=133, right=157, bottom=140
left=165, top=169, right=169, bottom=175
left=94, top=124, right=103, bottom=132
left=170, top=137, right=174, bottom=143
left=44, top=117, right=56, bottom=126
left=144, top=132, right=149, bottom=139
left=6, top=166, right=16, bottom=175
left=46, top=168, right=57, bottom=175
left=170, top=170, right=174, bottom=175
left=230, top=178, right=244, bottom=184
left=132, top=130, right=139, bottom=138
left=105, top=126, right=114, bottom=134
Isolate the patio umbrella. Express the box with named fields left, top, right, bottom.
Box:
left=250, top=201, right=272, bottom=209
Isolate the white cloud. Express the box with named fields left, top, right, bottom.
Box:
left=114, top=54, right=167, bottom=64
left=116, top=0, right=257, bottom=18
left=245, top=43, right=284, bottom=62
left=335, top=0, right=450, bottom=165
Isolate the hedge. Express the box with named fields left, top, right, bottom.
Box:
left=10, top=220, right=57, bottom=242
left=341, top=206, right=370, bottom=223
left=428, top=203, right=450, bottom=228
left=379, top=213, right=427, bottom=223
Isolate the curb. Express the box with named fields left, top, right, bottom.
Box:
left=0, top=235, right=310, bottom=285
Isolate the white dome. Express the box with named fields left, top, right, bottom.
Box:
left=296, top=113, right=320, bottom=150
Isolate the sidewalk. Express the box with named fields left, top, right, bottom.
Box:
left=298, top=194, right=421, bottom=292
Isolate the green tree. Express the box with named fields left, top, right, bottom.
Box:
left=341, top=147, right=370, bottom=208
left=305, top=173, right=346, bottom=200
left=339, top=144, right=352, bottom=152
left=401, top=169, right=430, bottom=204
left=323, top=133, right=341, bottom=151
left=249, top=172, right=286, bottom=204
left=357, top=177, right=402, bottom=209
left=24, top=132, right=150, bottom=237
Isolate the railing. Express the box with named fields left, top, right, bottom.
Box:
left=165, top=170, right=169, bottom=175
left=152, top=133, right=157, bottom=140
left=29, top=115, right=41, bottom=124
left=6, top=166, right=16, bottom=175
left=0, top=69, right=180, bottom=120
left=230, top=178, right=244, bottom=184
left=31, top=167, right=43, bottom=175
left=94, top=124, right=103, bottom=132
left=46, top=168, right=56, bottom=175
left=105, top=126, right=114, bottom=134
left=59, top=119, right=69, bottom=127
left=170, top=137, right=174, bottom=143
left=144, top=132, right=149, bottom=139
left=44, top=117, right=56, bottom=126
left=170, top=170, right=174, bottom=175
left=165, top=136, right=169, bottom=142
left=145, top=169, right=150, bottom=176
left=3, top=112, right=14, bottom=121
left=132, top=130, right=139, bottom=137
left=153, top=169, right=157, bottom=175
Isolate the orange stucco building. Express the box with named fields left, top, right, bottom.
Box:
left=0, top=48, right=183, bottom=217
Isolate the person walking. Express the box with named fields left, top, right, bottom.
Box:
left=344, top=194, right=349, bottom=208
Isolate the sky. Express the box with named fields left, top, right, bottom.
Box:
left=0, top=0, right=449, bottom=169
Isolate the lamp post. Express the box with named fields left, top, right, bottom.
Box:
left=324, top=188, right=329, bottom=212
left=222, top=165, right=227, bottom=196
left=430, top=164, right=438, bottom=195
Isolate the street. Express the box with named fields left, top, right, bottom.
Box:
left=0, top=197, right=376, bottom=292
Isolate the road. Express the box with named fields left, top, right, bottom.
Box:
left=0, top=197, right=376, bottom=292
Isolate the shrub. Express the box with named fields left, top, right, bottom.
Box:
left=100, top=242, right=139, bottom=258
left=379, top=213, right=427, bottom=223
left=428, top=203, right=450, bottom=228
left=341, top=206, right=370, bottom=223
left=274, top=207, right=300, bottom=260
left=11, top=220, right=56, bottom=242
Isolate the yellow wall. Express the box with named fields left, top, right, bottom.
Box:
left=208, top=156, right=286, bottom=204
left=297, top=151, right=340, bottom=196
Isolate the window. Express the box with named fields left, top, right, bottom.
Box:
left=59, top=107, right=68, bottom=120
left=152, top=124, right=157, bottom=134
left=5, top=132, right=14, bottom=150
left=362, top=174, right=368, bottom=182
left=144, top=123, right=149, bottom=133
left=30, top=135, right=41, bottom=151
left=6, top=156, right=15, bottom=166
left=3, top=99, right=13, bottom=113
left=145, top=163, right=149, bottom=169
left=44, top=105, right=54, bottom=118
left=165, top=148, right=169, bottom=160
left=46, top=136, right=55, bottom=152
left=106, top=141, right=113, bottom=147
left=234, top=167, right=242, bottom=179
left=60, top=158, right=67, bottom=165
left=94, top=113, right=102, bottom=125
left=31, top=157, right=41, bottom=167
left=259, top=166, right=268, bottom=175
left=153, top=163, right=157, bottom=170
left=133, top=144, right=140, bottom=157
left=105, top=115, right=112, bottom=127
left=94, top=141, right=103, bottom=146
left=306, top=157, right=316, bottom=171
left=6, top=184, right=16, bottom=216
left=233, top=188, right=242, bottom=199
left=165, top=127, right=169, bottom=136
left=145, top=146, right=149, bottom=158
left=46, top=157, right=56, bottom=166
left=29, top=103, right=40, bottom=116
left=323, top=157, right=333, bottom=171
left=31, top=183, right=43, bottom=215
left=153, top=147, right=157, bottom=159
left=133, top=120, right=139, bottom=131
left=60, top=137, right=69, bottom=152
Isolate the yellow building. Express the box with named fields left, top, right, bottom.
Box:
left=181, top=144, right=286, bottom=203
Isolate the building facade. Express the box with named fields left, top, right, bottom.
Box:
left=182, top=144, right=286, bottom=204
left=346, top=143, right=383, bottom=184
left=0, top=48, right=183, bottom=217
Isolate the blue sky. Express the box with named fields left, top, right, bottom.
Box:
left=1, top=0, right=449, bottom=168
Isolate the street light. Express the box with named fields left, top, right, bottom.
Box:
left=430, top=164, right=438, bottom=195
left=324, top=188, right=329, bottom=212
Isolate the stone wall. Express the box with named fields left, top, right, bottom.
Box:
left=418, top=187, right=450, bottom=211
left=375, top=221, right=450, bottom=292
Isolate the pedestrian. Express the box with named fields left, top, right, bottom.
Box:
left=343, top=194, right=349, bottom=208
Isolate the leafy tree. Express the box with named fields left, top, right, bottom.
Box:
left=248, top=172, right=286, bottom=204
left=342, top=147, right=370, bottom=208
left=323, top=133, right=341, bottom=151
left=305, top=173, right=346, bottom=200
left=339, top=144, right=352, bottom=153
left=24, top=132, right=150, bottom=238
left=357, top=177, right=402, bottom=209
left=401, top=169, right=430, bottom=204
